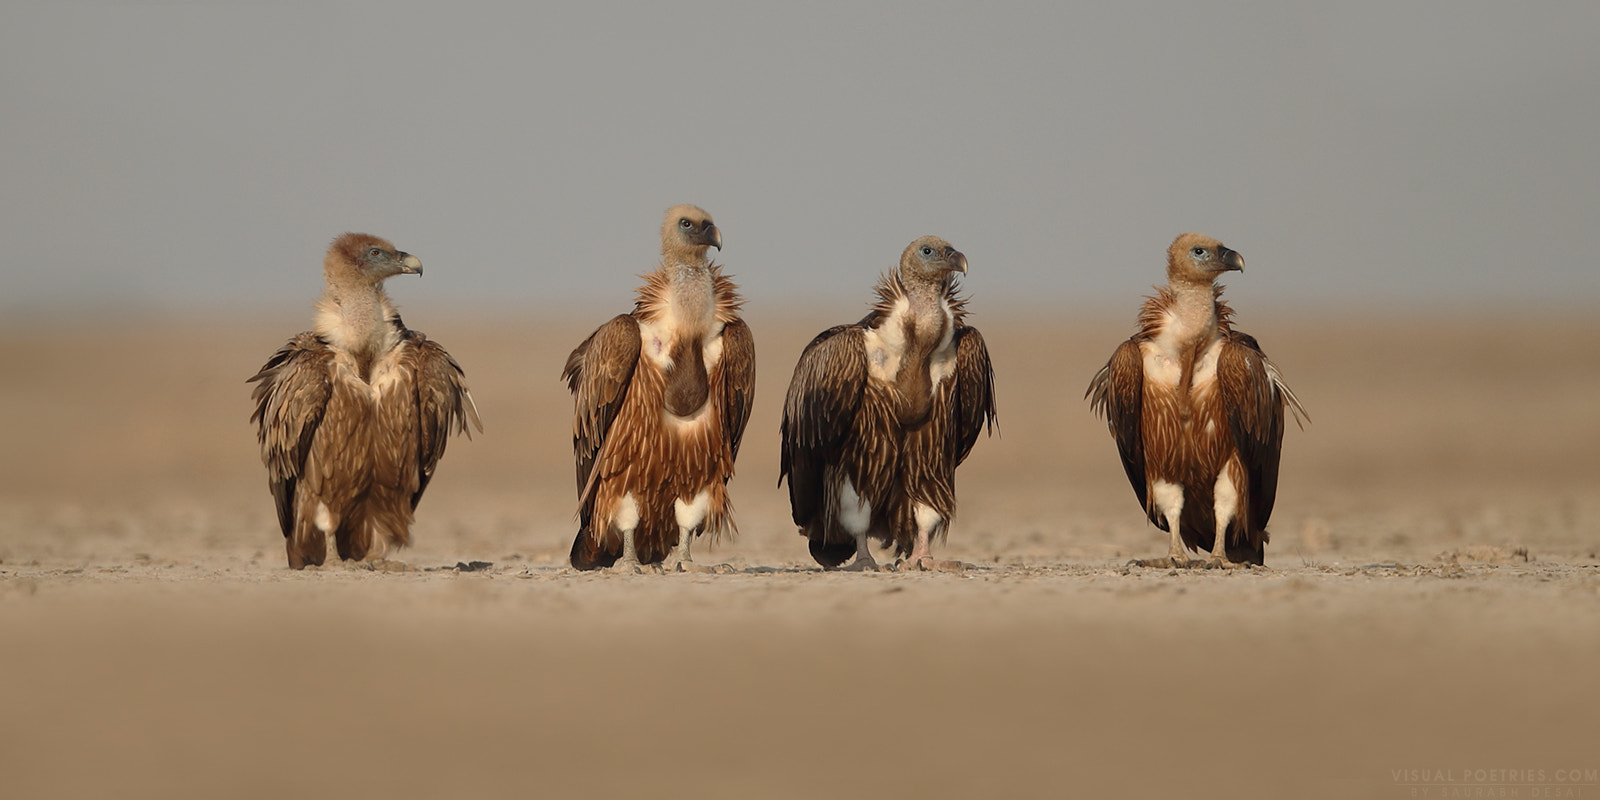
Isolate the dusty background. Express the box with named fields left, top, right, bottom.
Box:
left=2, top=308, right=1597, bottom=799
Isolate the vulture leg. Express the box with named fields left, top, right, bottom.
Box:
left=898, top=505, right=964, bottom=572
left=665, top=528, right=697, bottom=572
left=827, top=478, right=880, bottom=571
left=669, top=492, right=730, bottom=573
left=607, top=527, right=659, bottom=574
left=836, top=533, right=880, bottom=572
left=672, top=530, right=727, bottom=574
left=672, top=534, right=704, bottom=572
left=1204, top=461, right=1253, bottom=570
left=1131, top=481, right=1193, bottom=568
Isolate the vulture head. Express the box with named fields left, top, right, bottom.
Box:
left=661, top=204, right=721, bottom=263
left=1167, top=232, right=1243, bottom=284
left=900, top=236, right=968, bottom=283
left=327, top=232, right=423, bottom=284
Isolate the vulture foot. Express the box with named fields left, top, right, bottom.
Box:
left=1127, top=556, right=1178, bottom=568
left=675, top=560, right=731, bottom=574
left=896, top=556, right=965, bottom=573
left=835, top=554, right=882, bottom=572
left=1202, top=557, right=1256, bottom=570
left=605, top=561, right=661, bottom=575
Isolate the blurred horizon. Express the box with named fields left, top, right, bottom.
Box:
left=2, top=290, right=1589, bottom=334
left=3, top=1, right=1598, bottom=316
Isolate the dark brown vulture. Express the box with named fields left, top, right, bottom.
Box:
left=1087, top=233, right=1306, bottom=568
left=563, top=204, right=756, bottom=572
left=248, top=233, right=481, bottom=569
left=780, top=236, right=997, bottom=572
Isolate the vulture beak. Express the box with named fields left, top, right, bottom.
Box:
left=951, top=250, right=968, bottom=275
left=1219, top=247, right=1244, bottom=273
left=707, top=225, right=722, bottom=251
left=398, top=252, right=424, bottom=275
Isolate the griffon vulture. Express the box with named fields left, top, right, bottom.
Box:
left=780, top=236, right=997, bottom=572
left=249, top=233, right=481, bottom=569
left=1087, top=233, right=1306, bottom=568
left=563, top=205, right=756, bottom=572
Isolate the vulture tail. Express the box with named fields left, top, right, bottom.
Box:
left=1225, top=536, right=1266, bottom=566
left=570, top=525, right=621, bottom=571
left=807, top=534, right=857, bottom=569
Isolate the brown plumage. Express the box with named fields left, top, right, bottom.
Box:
left=1087, top=233, right=1306, bottom=568
left=563, top=205, right=756, bottom=571
left=780, top=236, right=997, bottom=571
left=248, top=233, right=481, bottom=569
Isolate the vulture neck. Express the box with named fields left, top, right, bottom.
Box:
left=315, top=279, right=401, bottom=376
left=1155, top=279, right=1222, bottom=349
left=1146, top=278, right=1225, bottom=408
left=902, top=270, right=951, bottom=309
left=881, top=270, right=955, bottom=428
left=649, top=258, right=717, bottom=417
left=659, top=259, right=716, bottom=335
left=897, top=272, right=956, bottom=344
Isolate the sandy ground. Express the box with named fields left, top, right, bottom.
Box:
left=2, top=307, right=1598, bottom=799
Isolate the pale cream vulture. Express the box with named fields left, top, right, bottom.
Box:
left=249, top=233, right=480, bottom=569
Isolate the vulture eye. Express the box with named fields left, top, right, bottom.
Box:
left=1191, top=247, right=1207, bottom=258
left=680, top=219, right=693, bottom=229
left=920, top=246, right=934, bottom=257
left=367, top=247, right=384, bottom=258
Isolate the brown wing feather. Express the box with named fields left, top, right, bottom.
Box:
left=1216, top=331, right=1306, bottom=532
left=562, top=315, right=643, bottom=499
left=401, top=330, right=482, bottom=510
left=247, top=333, right=335, bottom=539
left=1087, top=338, right=1149, bottom=513
left=951, top=326, right=997, bottom=465
left=779, top=325, right=867, bottom=528
left=718, top=318, right=756, bottom=463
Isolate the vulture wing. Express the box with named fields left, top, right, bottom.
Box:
left=401, top=330, right=482, bottom=510
left=779, top=325, right=867, bottom=529
left=951, top=326, right=997, bottom=466
left=718, top=318, right=757, bottom=464
left=248, top=333, right=335, bottom=539
left=1087, top=338, right=1150, bottom=515
left=1216, top=331, right=1307, bottom=532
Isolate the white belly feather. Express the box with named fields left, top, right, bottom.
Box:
left=1141, top=333, right=1223, bottom=391
left=674, top=489, right=712, bottom=531
left=862, top=297, right=910, bottom=382
left=637, top=318, right=676, bottom=372
left=862, top=295, right=957, bottom=388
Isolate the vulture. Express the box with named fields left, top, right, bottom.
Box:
left=780, top=236, right=997, bottom=572
left=1087, top=233, right=1306, bottom=568
left=563, top=205, right=756, bottom=572
left=248, top=233, right=481, bottom=569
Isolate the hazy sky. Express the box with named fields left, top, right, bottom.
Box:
left=2, top=1, right=1597, bottom=316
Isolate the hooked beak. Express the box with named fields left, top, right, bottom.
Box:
left=397, top=252, right=423, bottom=276
left=686, top=223, right=722, bottom=251
left=1219, top=246, right=1244, bottom=272
left=951, top=250, right=968, bottom=274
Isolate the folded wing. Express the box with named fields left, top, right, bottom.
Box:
left=952, top=326, right=997, bottom=465
left=1086, top=338, right=1149, bottom=514
left=402, top=330, right=483, bottom=509
left=247, top=333, right=335, bottom=540
left=779, top=325, right=867, bottom=528
left=1216, top=331, right=1307, bottom=532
